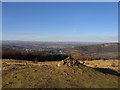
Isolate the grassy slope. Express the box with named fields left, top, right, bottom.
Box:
left=82, top=60, right=119, bottom=72
left=98, top=52, right=118, bottom=57
left=2, top=60, right=119, bottom=88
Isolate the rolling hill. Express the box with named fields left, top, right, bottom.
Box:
left=2, top=59, right=119, bottom=88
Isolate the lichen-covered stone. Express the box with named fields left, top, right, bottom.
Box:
left=57, top=60, right=65, bottom=67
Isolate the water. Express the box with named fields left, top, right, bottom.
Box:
left=59, top=50, right=65, bottom=55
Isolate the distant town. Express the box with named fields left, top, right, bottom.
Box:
left=2, top=40, right=118, bottom=58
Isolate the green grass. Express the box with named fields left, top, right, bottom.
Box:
left=98, top=52, right=118, bottom=57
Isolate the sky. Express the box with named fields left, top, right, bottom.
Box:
left=2, top=2, right=118, bottom=42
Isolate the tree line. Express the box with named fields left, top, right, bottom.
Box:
left=2, top=49, right=68, bottom=62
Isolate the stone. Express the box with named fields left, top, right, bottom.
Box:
left=57, top=56, right=80, bottom=67
left=57, top=60, right=65, bottom=67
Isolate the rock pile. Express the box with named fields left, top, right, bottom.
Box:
left=57, top=56, right=80, bottom=67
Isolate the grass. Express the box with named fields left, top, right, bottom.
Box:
left=2, top=59, right=119, bottom=88
left=98, top=52, right=118, bottom=57
left=82, top=59, right=119, bottom=73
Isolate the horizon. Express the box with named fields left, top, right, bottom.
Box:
left=2, top=2, right=118, bottom=42
left=2, top=40, right=118, bottom=43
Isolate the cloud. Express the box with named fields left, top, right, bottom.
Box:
left=2, top=33, right=118, bottom=42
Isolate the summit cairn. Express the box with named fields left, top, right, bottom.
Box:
left=57, top=56, right=80, bottom=67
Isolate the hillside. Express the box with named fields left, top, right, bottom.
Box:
left=2, top=59, right=119, bottom=88
left=64, top=43, right=118, bottom=56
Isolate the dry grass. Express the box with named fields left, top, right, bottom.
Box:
left=79, top=60, right=119, bottom=72
left=2, top=59, right=120, bottom=88
left=2, top=59, right=60, bottom=71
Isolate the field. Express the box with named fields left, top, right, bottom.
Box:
left=2, top=59, right=120, bottom=88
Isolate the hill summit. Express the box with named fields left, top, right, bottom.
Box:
left=2, top=59, right=119, bottom=88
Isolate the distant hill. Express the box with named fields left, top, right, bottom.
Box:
left=2, top=40, right=106, bottom=45
left=65, top=43, right=119, bottom=57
